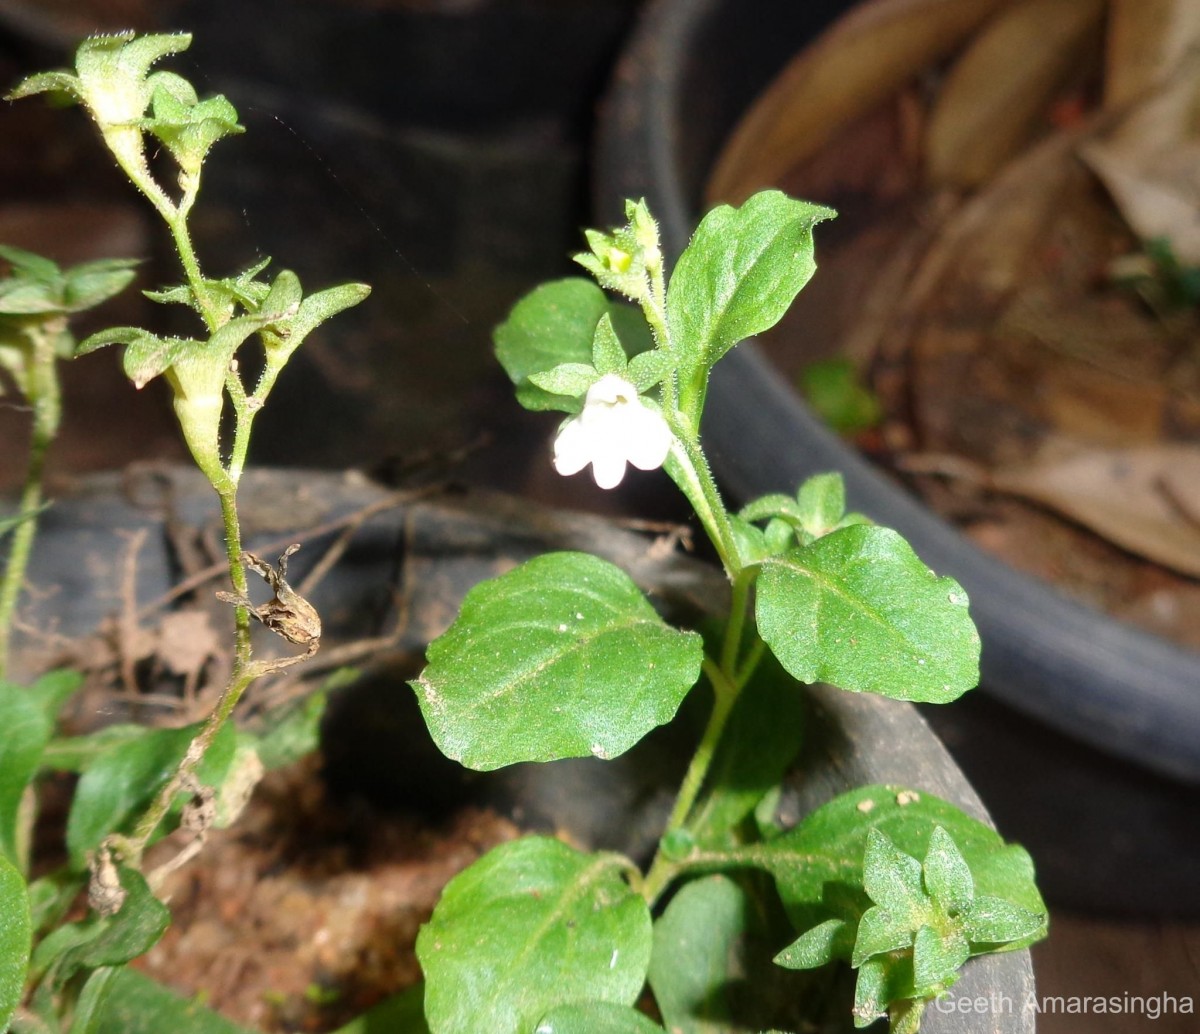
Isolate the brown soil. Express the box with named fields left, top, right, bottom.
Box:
left=138, top=757, right=520, bottom=1032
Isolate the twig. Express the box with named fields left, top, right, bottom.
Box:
left=134, top=486, right=427, bottom=620
left=116, top=528, right=149, bottom=696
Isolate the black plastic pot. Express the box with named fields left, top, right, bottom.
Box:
left=8, top=466, right=1034, bottom=1034
left=594, top=0, right=1200, bottom=912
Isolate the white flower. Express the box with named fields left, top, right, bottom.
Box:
left=553, top=373, right=673, bottom=489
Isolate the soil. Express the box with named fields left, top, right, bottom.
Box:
left=752, top=86, right=1200, bottom=652
left=138, top=757, right=520, bottom=1033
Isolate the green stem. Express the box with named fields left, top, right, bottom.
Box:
left=103, top=133, right=219, bottom=334
left=735, top=635, right=767, bottom=689
left=666, top=435, right=741, bottom=578
left=225, top=351, right=286, bottom=485
left=216, top=483, right=251, bottom=663
left=642, top=656, right=740, bottom=905
left=720, top=568, right=755, bottom=676
left=121, top=476, right=259, bottom=864
left=0, top=323, right=62, bottom=678
left=639, top=260, right=680, bottom=419
left=224, top=369, right=254, bottom=486
left=125, top=656, right=259, bottom=858
left=87, top=99, right=298, bottom=871
left=165, top=178, right=221, bottom=332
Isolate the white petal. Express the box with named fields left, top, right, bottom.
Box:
left=623, top=403, right=673, bottom=471
left=590, top=449, right=629, bottom=489
left=550, top=373, right=672, bottom=489
left=552, top=416, right=592, bottom=476
left=586, top=373, right=638, bottom=407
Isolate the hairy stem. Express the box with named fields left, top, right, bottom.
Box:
left=165, top=176, right=222, bottom=332
left=642, top=656, right=740, bottom=905
left=641, top=258, right=677, bottom=416
left=666, top=435, right=741, bottom=579
left=0, top=322, right=62, bottom=678
left=721, top=568, right=756, bottom=676
left=124, top=658, right=259, bottom=860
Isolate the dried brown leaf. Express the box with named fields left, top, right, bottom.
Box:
left=991, top=444, right=1200, bottom=577
left=156, top=608, right=220, bottom=677
left=924, top=0, right=1106, bottom=189
left=1105, top=0, right=1200, bottom=108
left=1080, top=58, right=1200, bottom=263
left=707, top=0, right=1009, bottom=204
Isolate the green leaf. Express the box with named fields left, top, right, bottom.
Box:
left=0, top=505, right=44, bottom=540
left=4, top=69, right=80, bottom=103
left=73, top=324, right=145, bottom=357
left=65, top=721, right=237, bottom=869
left=772, top=917, right=848, bottom=970
left=852, top=957, right=911, bottom=1030
left=528, top=362, right=598, bottom=398
left=739, top=494, right=805, bottom=529
left=685, top=652, right=804, bottom=848
left=69, top=965, right=120, bottom=1034
left=759, top=786, right=1046, bottom=944
left=649, top=875, right=782, bottom=1034
left=0, top=853, right=30, bottom=1034
left=64, top=969, right=249, bottom=1034
left=27, top=870, right=84, bottom=937
left=764, top=789, right=1046, bottom=1025
left=417, top=837, right=651, bottom=1034
left=412, top=552, right=703, bottom=771
left=257, top=269, right=304, bottom=323
left=910, top=924, right=968, bottom=996
left=0, top=279, right=59, bottom=316
left=626, top=349, right=671, bottom=393
left=851, top=905, right=914, bottom=968
left=922, top=826, right=974, bottom=913
left=665, top=190, right=835, bottom=418
left=0, top=243, right=58, bottom=276
left=77, top=327, right=199, bottom=390
left=756, top=524, right=980, bottom=703
left=42, top=725, right=155, bottom=774
left=496, top=279, right=608, bottom=411
left=649, top=876, right=741, bottom=1033
left=248, top=672, right=344, bottom=772
left=495, top=279, right=648, bottom=413
left=27, top=669, right=84, bottom=721
left=142, top=259, right=272, bottom=318
left=61, top=259, right=138, bottom=314
left=329, top=983, right=428, bottom=1034
left=0, top=683, right=54, bottom=867
left=35, top=866, right=168, bottom=993
left=77, top=966, right=253, bottom=1034
left=260, top=277, right=370, bottom=369
left=143, top=77, right=243, bottom=174
left=862, top=829, right=926, bottom=923
left=795, top=474, right=848, bottom=536
left=591, top=314, right=628, bottom=376
left=650, top=875, right=826, bottom=1033
left=0, top=249, right=135, bottom=318
left=799, top=357, right=882, bottom=436
left=534, top=1002, right=663, bottom=1034
left=959, top=896, right=1045, bottom=946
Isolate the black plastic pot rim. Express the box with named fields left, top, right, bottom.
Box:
left=594, top=0, right=1200, bottom=785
